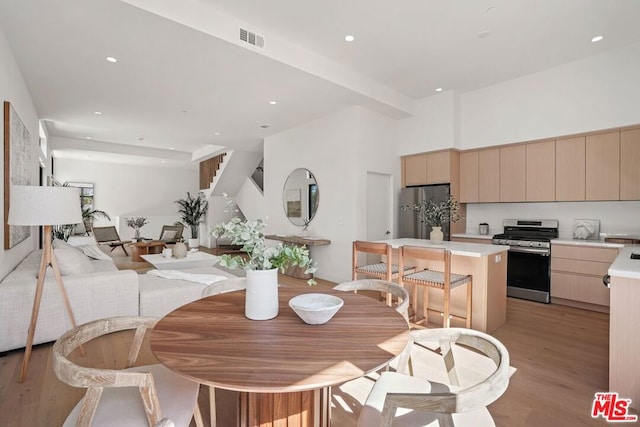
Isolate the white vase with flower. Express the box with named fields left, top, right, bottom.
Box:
left=211, top=218, right=317, bottom=320
left=401, top=196, right=463, bottom=244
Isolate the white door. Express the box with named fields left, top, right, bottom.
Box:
left=366, top=172, right=392, bottom=241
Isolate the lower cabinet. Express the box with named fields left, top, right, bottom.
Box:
left=550, top=244, right=619, bottom=312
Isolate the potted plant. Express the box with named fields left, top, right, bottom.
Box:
left=126, top=216, right=149, bottom=241
left=401, top=195, right=462, bottom=243
left=211, top=217, right=317, bottom=320
left=175, top=192, right=208, bottom=249
left=81, top=206, right=110, bottom=234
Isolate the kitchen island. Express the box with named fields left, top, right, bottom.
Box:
left=608, top=246, right=640, bottom=411
left=377, top=238, right=509, bottom=333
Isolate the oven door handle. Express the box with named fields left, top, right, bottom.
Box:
left=508, top=247, right=550, bottom=255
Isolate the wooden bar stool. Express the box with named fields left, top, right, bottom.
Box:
left=352, top=241, right=413, bottom=305
left=398, top=245, right=472, bottom=328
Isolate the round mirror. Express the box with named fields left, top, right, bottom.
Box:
left=283, top=168, right=319, bottom=226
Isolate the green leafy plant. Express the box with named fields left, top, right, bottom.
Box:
left=126, top=216, right=149, bottom=240
left=175, top=192, right=208, bottom=239
left=211, top=217, right=317, bottom=285
left=401, top=195, right=463, bottom=227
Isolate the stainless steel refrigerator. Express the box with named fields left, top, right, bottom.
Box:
left=399, top=184, right=451, bottom=240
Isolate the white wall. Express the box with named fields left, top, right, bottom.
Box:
left=264, top=106, right=398, bottom=283
left=460, top=41, right=640, bottom=149
left=0, top=25, right=42, bottom=280
left=54, top=157, right=199, bottom=241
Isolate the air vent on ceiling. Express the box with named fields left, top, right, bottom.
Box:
left=239, top=27, right=264, bottom=49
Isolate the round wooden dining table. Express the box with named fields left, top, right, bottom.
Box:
left=150, top=286, right=410, bottom=427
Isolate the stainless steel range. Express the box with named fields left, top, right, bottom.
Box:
left=492, top=219, right=559, bottom=303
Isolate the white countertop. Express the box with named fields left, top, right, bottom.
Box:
left=451, top=233, right=493, bottom=240
left=378, top=238, right=509, bottom=258
left=552, top=238, right=624, bottom=249
left=608, top=246, right=640, bottom=280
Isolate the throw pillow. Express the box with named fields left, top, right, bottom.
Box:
left=160, top=230, right=177, bottom=241
left=77, top=244, right=113, bottom=261
left=53, top=248, right=95, bottom=276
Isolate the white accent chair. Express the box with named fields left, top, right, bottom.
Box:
left=358, top=328, right=510, bottom=426
left=52, top=316, right=203, bottom=427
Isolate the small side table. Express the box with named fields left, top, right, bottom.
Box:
left=131, top=241, right=166, bottom=262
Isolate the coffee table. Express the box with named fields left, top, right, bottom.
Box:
left=141, top=251, right=218, bottom=270
left=130, top=241, right=166, bottom=262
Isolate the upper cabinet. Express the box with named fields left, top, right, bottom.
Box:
left=403, top=153, right=427, bottom=186
left=499, top=145, right=526, bottom=202
left=555, top=136, right=586, bottom=201
left=426, top=150, right=453, bottom=184
left=459, top=151, right=478, bottom=203
left=526, top=140, right=555, bottom=201
left=585, top=131, right=620, bottom=201
left=478, top=148, right=500, bottom=202
left=620, top=128, right=640, bottom=200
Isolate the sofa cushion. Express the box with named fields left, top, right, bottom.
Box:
left=76, top=244, right=113, bottom=261
left=54, top=248, right=95, bottom=276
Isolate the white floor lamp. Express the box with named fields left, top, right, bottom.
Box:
left=8, top=185, right=83, bottom=382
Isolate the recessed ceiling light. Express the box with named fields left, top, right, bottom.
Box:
left=344, top=35, right=355, bottom=42
left=105, top=56, right=118, bottom=63
left=214, top=132, right=221, bottom=136
left=161, top=160, right=166, bottom=164
left=169, top=147, right=175, bottom=150
left=591, top=35, right=604, bottom=43
left=269, top=101, right=277, bottom=105
left=85, top=136, right=92, bottom=139
left=435, top=88, right=443, bottom=92
left=94, top=111, right=102, bottom=115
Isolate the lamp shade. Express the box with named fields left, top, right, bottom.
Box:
left=8, top=185, right=82, bottom=226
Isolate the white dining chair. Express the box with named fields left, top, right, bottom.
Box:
left=358, top=327, right=510, bottom=426
left=52, top=316, right=203, bottom=427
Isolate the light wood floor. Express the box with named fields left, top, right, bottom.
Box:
left=0, top=247, right=618, bottom=426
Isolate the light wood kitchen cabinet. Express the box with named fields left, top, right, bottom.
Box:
left=526, top=140, right=555, bottom=201
left=555, top=136, right=586, bottom=201
left=478, top=148, right=500, bottom=202
left=459, top=151, right=479, bottom=203
left=620, top=128, right=640, bottom=200
left=499, top=145, right=525, bottom=202
left=551, top=243, right=619, bottom=312
left=585, top=131, right=620, bottom=200
left=426, top=150, right=454, bottom=184
left=403, top=153, right=428, bottom=186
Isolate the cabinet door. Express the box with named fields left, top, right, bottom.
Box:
left=555, top=136, right=585, bottom=201
left=478, top=148, right=500, bottom=202
left=620, top=128, right=640, bottom=200
left=500, top=145, right=526, bottom=202
left=586, top=131, right=620, bottom=200
left=404, top=153, right=428, bottom=186
left=426, top=151, right=451, bottom=184
left=526, top=140, right=555, bottom=201
left=459, top=151, right=479, bottom=203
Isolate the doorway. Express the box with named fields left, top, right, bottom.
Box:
left=366, top=172, right=392, bottom=242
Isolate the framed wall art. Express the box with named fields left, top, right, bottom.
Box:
left=4, top=101, right=32, bottom=249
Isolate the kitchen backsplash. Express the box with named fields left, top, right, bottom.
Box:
left=465, top=201, right=640, bottom=239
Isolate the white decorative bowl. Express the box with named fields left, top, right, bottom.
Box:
left=289, top=293, right=344, bottom=325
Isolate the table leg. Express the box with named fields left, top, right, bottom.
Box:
left=238, top=388, right=330, bottom=427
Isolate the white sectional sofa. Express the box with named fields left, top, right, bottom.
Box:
left=0, top=242, right=241, bottom=353
left=0, top=248, right=139, bottom=353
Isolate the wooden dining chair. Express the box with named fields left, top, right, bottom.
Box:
left=333, top=279, right=410, bottom=323
left=52, top=316, right=203, bottom=427
left=92, top=225, right=132, bottom=256
left=352, top=241, right=413, bottom=305
left=200, top=277, right=247, bottom=427
left=399, top=246, right=472, bottom=328
left=358, top=327, right=511, bottom=426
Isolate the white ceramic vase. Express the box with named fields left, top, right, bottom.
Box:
left=245, top=268, right=279, bottom=320
left=430, top=226, right=444, bottom=244
left=173, top=241, right=187, bottom=259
